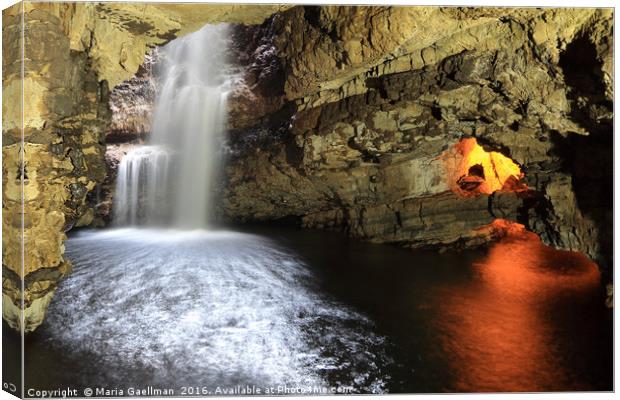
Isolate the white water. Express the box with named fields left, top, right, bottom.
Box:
left=114, top=24, right=230, bottom=228
left=113, top=146, right=171, bottom=225
left=44, top=229, right=390, bottom=391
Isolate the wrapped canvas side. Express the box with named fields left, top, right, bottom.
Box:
left=3, top=1, right=24, bottom=398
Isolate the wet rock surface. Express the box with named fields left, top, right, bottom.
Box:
left=107, top=51, right=158, bottom=144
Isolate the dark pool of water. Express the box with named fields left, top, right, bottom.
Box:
left=4, top=224, right=613, bottom=395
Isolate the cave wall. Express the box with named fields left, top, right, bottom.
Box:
left=1, top=1, right=288, bottom=332
left=221, top=6, right=613, bottom=276
left=2, top=3, right=613, bottom=331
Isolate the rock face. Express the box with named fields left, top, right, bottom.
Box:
left=3, top=3, right=111, bottom=331
left=107, top=50, right=158, bottom=143
left=221, top=6, right=613, bottom=275
left=2, top=3, right=613, bottom=331
left=2, top=1, right=287, bottom=332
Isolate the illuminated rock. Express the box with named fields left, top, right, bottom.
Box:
left=444, top=138, right=526, bottom=197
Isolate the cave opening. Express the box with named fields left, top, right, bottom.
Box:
left=445, top=137, right=528, bottom=197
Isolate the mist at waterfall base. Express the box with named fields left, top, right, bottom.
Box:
left=12, top=23, right=611, bottom=395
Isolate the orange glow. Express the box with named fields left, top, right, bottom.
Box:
left=474, top=218, right=527, bottom=240
left=476, top=228, right=600, bottom=299
left=443, top=138, right=526, bottom=197
left=434, top=228, right=601, bottom=391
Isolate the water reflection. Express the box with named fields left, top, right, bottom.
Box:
left=19, top=225, right=611, bottom=394
left=436, top=230, right=601, bottom=392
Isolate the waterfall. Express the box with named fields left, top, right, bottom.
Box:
left=114, top=24, right=230, bottom=228
left=114, top=146, right=171, bottom=225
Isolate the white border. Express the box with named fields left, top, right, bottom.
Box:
left=0, top=1, right=616, bottom=400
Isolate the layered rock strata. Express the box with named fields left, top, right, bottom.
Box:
left=221, top=6, right=613, bottom=277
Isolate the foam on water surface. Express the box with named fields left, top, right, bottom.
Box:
left=45, top=229, right=391, bottom=392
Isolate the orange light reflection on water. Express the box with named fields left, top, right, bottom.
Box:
left=435, top=229, right=601, bottom=392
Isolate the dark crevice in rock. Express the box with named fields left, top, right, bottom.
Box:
left=559, top=33, right=613, bottom=133
left=560, top=34, right=607, bottom=102
left=549, top=128, right=613, bottom=274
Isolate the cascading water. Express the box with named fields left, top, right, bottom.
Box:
left=114, top=24, right=230, bottom=228
left=114, top=146, right=171, bottom=225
